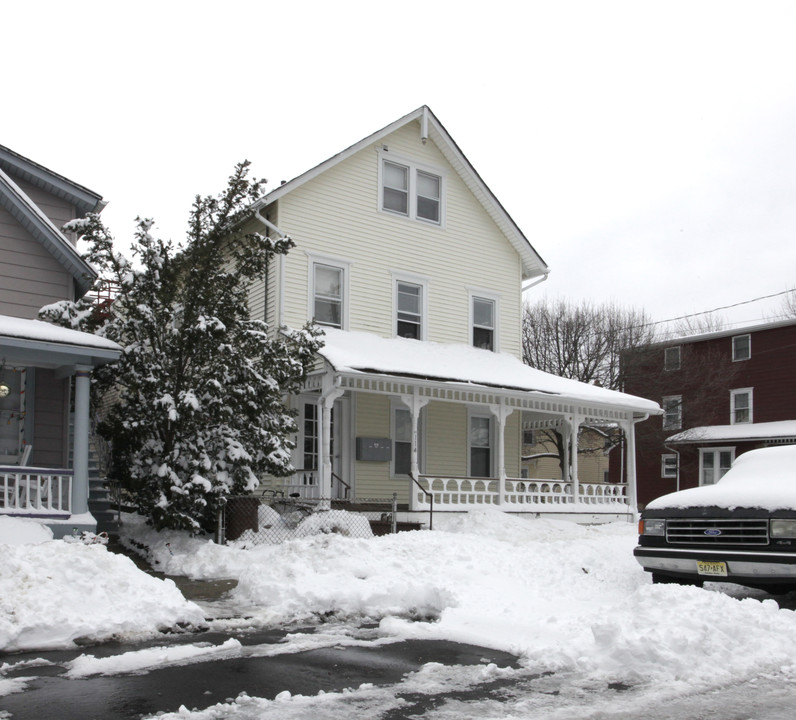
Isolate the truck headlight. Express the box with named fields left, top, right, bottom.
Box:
left=770, top=519, right=796, bottom=538
left=640, top=518, right=666, bottom=536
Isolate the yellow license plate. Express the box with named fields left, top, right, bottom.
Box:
left=697, top=560, right=728, bottom=577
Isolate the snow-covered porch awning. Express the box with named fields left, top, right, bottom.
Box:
left=666, top=420, right=796, bottom=445
left=303, top=329, right=660, bottom=512
left=0, top=315, right=121, bottom=529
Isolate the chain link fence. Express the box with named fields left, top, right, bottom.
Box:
left=220, top=493, right=413, bottom=546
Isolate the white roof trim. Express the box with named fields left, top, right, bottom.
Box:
left=252, top=106, right=549, bottom=281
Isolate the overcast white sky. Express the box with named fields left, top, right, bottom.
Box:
left=6, top=0, right=796, bottom=332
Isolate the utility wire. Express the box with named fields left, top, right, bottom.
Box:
left=645, top=287, right=796, bottom=329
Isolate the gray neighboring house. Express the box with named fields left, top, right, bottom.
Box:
left=0, top=144, right=120, bottom=537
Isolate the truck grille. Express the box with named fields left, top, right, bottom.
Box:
left=666, top=518, right=769, bottom=545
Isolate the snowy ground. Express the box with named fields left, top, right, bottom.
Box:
left=3, top=510, right=796, bottom=719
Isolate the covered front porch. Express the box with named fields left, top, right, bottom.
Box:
left=0, top=315, right=121, bottom=536
left=278, top=329, right=660, bottom=523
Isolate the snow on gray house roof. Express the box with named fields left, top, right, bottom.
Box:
left=0, top=314, right=121, bottom=353
left=318, top=328, right=661, bottom=415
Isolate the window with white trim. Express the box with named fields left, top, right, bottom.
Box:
left=700, top=448, right=734, bottom=486
left=469, top=414, right=493, bottom=478
left=396, top=280, right=424, bottom=340
left=661, top=454, right=678, bottom=478
left=311, top=261, right=346, bottom=328
left=732, top=334, right=751, bottom=361
left=662, top=395, right=682, bottom=430
left=472, top=296, right=496, bottom=351
left=379, top=155, right=444, bottom=225
left=730, top=388, right=753, bottom=424
left=664, top=346, right=681, bottom=371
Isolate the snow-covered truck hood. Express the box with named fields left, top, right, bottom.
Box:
left=647, top=445, right=796, bottom=512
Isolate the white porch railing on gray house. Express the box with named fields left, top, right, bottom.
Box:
left=0, top=466, right=73, bottom=515
left=412, top=475, right=628, bottom=511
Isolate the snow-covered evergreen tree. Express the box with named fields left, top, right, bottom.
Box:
left=41, top=162, right=322, bottom=532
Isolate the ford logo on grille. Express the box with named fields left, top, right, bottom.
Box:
left=704, top=529, right=722, bottom=536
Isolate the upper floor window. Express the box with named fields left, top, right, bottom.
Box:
left=379, top=154, right=444, bottom=226
left=662, top=395, right=682, bottom=430
left=664, top=346, right=681, bottom=371
left=730, top=388, right=753, bottom=424
left=396, top=281, right=423, bottom=340
left=472, top=295, right=496, bottom=351
left=309, top=255, right=350, bottom=329
left=732, top=334, right=751, bottom=361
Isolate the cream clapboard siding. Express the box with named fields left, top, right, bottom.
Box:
left=275, top=120, right=524, bottom=356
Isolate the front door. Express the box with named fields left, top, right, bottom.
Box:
left=297, top=397, right=349, bottom=498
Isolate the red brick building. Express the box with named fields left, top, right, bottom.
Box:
left=615, top=318, right=796, bottom=508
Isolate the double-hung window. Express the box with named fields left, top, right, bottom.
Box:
left=664, top=346, right=681, bottom=371
left=730, top=388, right=753, bottom=424
left=662, top=395, right=682, bottom=430
left=469, top=414, right=493, bottom=478
left=661, top=454, right=678, bottom=478
left=309, top=255, right=349, bottom=329
left=732, top=334, right=751, bottom=361
left=472, top=296, right=496, bottom=351
left=380, top=155, right=444, bottom=225
left=396, top=281, right=423, bottom=339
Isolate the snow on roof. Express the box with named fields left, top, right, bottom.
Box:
left=666, top=420, right=796, bottom=444
left=647, top=445, right=796, bottom=511
left=0, top=314, right=121, bottom=352
left=318, top=329, right=660, bottom=414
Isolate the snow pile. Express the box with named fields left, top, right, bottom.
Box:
left=648, top=444, right=796, bottom=511
left=0, top=516, right=205, bottom=652
left=231, top=507, right=374, bottom=547
left=119, top=509, right=796, bottom=689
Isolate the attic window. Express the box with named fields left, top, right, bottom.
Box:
left=379, top=154, right=444, bottom=226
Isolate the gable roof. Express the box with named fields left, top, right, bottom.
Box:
left=252, top=106, right=549, bottom=281
left=0, top=144, right=104, bottom=296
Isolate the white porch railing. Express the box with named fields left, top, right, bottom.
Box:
left=279, top=469, right=321, bottom=499
left=413, top=476, right=628, bottom=511
left=0, top=466, right=73, bottom=515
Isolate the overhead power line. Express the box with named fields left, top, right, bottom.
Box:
left=647, top=287, right=796, bottom=329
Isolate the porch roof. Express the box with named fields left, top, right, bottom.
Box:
left=666, top=420, right=796, bottom=444
left=0, top=314, right=121, bottom=369
left=316, top=329, right=660, bottom=418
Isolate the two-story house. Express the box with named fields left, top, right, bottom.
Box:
left=618, top=318, right=796, bottom=508
left=0, top=143, right=120, bottom=537
left=237, top=107, right=659, bottom=522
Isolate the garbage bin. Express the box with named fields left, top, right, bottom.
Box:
left=225, top=496, right=260, bottom=541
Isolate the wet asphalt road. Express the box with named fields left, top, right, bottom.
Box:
left=0, top=628, right=519, bottom=720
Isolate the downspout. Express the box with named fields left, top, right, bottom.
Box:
left=665, top=443, right=681, bottom=492
left=251, top=206, right=288, bottom=327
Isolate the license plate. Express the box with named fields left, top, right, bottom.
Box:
left=697, top=560, right=728, bottom=577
